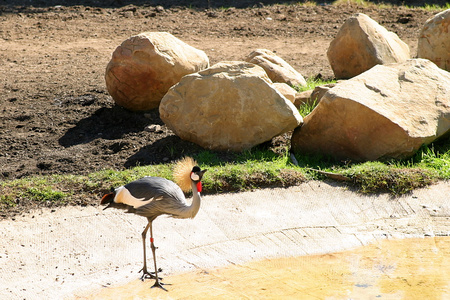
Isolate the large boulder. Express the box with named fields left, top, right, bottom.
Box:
left=105, top=32, right=209, bottom=111
left=244, top=49, right=307, bottom=87
left=291, top=59, right=450, bottom=161
left=327, top=13, right=410, bottom=79
left=417, top=9, right=450, bottom=72
left=160, top=61, right=303, bottom=151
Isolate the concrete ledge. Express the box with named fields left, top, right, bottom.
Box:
left=0, top=181, right=449, bottom=299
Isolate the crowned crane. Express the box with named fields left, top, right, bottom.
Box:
left=100, top=157, right=207, bottom=291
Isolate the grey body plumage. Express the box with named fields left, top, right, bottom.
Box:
left=123, top=176, right=188, bottom=219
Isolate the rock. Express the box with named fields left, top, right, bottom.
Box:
left=273, top=82, right=296, bottom=103
left=105, top=32, right=209, bottom=111
left=327, top=13, right=410, bottom=79
left=244, top=49, right=307, bottom=87
left=294, top=90, right=313, bottom=108
left=160, top=61, right=303, bottom=151
left=417, top=9, right=450, bottom=72
left=144, top=124, right=163, bottom=133
left=309, top=83, right=337, bottom=104
left=291, top=59, right=450, bottom=161
left=293, top=83, right=337, bottom=108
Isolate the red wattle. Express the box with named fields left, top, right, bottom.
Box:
left=196, top=181, right=202, bottom=193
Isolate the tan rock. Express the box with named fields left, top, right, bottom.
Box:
left=105, top=32, right=209, bottom=111
left=293, top=83, right=337, bottom=108
left=310, top=83, right=337, bottom=104
left=417, top=9, right=450, bottom=71
left=291, top=59, right=450, bottom=161
left=273, top=82, right=296, bottom=103
left=160, top=61, right=303, bottom=151
left=327, top=13, right=410, bottom=79
left=245, top=49, right=307, bottom=87
left=294, top=90, right=313, bottom=108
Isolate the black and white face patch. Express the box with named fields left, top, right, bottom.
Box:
left=190, top=172, right=200, bottom=181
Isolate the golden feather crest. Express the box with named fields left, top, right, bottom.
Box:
left=173, top=157, right=196, bottom=192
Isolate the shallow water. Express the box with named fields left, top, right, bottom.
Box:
left=83, top=237, right=450, bottom=299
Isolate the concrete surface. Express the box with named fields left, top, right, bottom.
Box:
left=0, top=180, right=449, bottom=299
left=86, top=237, right=450, bottom=299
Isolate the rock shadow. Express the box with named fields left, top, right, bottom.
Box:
left=59, top=105, right=162, bottom=147
left=124, top=135, right=204, bottom=168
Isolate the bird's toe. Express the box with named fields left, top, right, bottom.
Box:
left=139, top=268, right=163, bottom=281
left=151, top=280, right=170, bottom=291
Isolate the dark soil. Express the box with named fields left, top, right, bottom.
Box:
left=0, top=1, right=445, bottom=181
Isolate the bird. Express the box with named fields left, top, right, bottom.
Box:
left=100, top=157, right=207, bottom=291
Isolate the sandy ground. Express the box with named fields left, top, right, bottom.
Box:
left=1, top=180, right=449, bottom=299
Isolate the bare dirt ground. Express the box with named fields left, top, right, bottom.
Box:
left=0, top=1, right=444, bottom=180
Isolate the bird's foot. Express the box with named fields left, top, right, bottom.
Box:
left=140, top=272, right=156, bottom=281
left=151, top=280, right=170, bottom=292
left=139, top=267, right=162, bottom=281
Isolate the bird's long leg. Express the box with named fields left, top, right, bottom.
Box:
left=139, top=221, right=156, bottom=281
left=149, top=221, right=168, bottom=291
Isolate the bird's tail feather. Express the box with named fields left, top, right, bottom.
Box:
left=100, top=192, right=115, bottom=206
left=100, top=191, right=132, bottom=211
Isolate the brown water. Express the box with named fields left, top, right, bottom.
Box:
left=82, top=237, right=450, bottom=299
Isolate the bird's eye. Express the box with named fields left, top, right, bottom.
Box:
left=190, top=172, right=200, bottom=181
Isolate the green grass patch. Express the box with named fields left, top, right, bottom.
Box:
left=298, top=99, right=318, bottom=117
left=1, top=139, right=449, bottom=218
left=294, top=77, right=336, bottom=93
left=339, top=161, right=437, bottom=195
left=0, top=154, right=306, bottom=217
left=0, top=175, right=71, bottom=214
left=409, top=143, right=450, bottom=178
left=201, top=152, right=306, bottom=192
left=22, top=187, right=67, bottom=203
left=417, top=3, right=450, bottom=10
left=293, top=139, right=450, bottom=195
left=328, top=0, right=449, bottom=10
